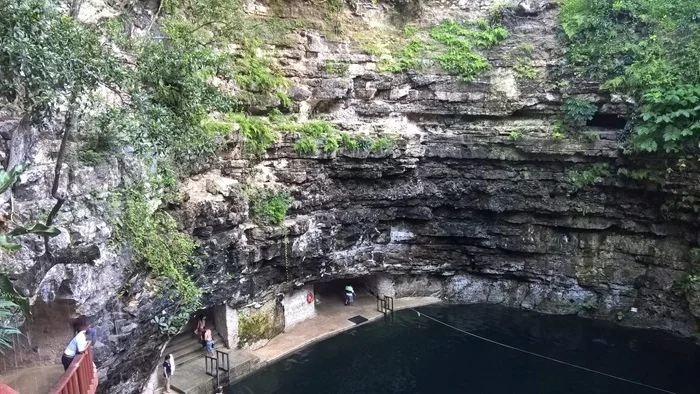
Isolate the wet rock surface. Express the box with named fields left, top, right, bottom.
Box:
left=1, top=1, right=699, bottom=393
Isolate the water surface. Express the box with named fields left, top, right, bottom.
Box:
left=229, top=304, right=700, bottom=394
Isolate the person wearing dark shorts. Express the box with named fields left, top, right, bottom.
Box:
left=163, top=354, right=174, bottom=393
left=61, top=322, right=89, bottom=370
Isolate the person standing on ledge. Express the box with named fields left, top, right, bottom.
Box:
left=163, top=354, right=175, bottom=393
left=204, top=327, right=214, bottom=357
left=345, top=285, right=356, bottom=305
left=61, top=322, right=89, bottom=371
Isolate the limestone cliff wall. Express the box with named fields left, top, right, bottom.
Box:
left=0, top=0, right=698, bottom=393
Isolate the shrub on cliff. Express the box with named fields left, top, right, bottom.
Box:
left=560, top=0, right=700, bottom=156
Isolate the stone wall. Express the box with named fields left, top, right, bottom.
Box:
left=363, top=274, right=395, bottom=298
left=213, top=305, right=239, bottom=349
left=281, top=285, right=315, bottom=330
left=1, top=0, right=699, bottom=392
left=394, top=276, right=445, bottom=298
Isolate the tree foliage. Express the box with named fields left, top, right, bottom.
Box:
left=0, top=164, right=60, bottom=252
left=0, top=0, right=119, bottom=123
left=560, top=0, right=700, bottom=155
left=562, top=98, right=597, bottom=128
left=0, top=299, right=20, bottom=352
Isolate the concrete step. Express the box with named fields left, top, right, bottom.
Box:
left=168, top=335, right=223, bottom=357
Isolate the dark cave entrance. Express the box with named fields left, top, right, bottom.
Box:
left=587, top=112, right=627, bottom=129
left=313, top=276, right=371, bottom=308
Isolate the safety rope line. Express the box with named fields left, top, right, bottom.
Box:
left=408, top=308, right=677, bottom=394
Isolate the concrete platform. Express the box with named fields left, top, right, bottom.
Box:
left=250, top=293, right=441, bottom=365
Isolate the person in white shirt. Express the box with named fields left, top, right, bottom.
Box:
left=62, top=322, right=89, bottom=371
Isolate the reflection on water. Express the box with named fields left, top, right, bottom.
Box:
left=229, top=304, right=700, bottom=394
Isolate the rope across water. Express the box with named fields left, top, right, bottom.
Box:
left=408, top=308, right=677, bottom=394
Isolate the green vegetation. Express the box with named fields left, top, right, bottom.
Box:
left=580, top=297, right=599, bottom=311
left=629, top=85, right=700, bottom=153
left=0, top=298, right=20, bottom=352
left=324, top=60, right=350, bottom=75
left=378, top=38, right=428, bottom=73
left=674, top=249, right=700, bottom=294
left=514, top=63, right=537, bottom=80
left=378, top=18, right=508, bottom=81
left=112, top=185, right=200, bottom=305
left=562, top=98, right=597, bottom=128
left=238, top=310, right=274, bottom=347
left=560, top=0, right=700, bottom=155
left=505, top=44, right=537, bottom=79
left=277, top=119, right=393, bottom=155
left=0, top=164, right=61, bottom=252
left=568, top=163, right=612, bottom=192
left=509, top=129, right=524, bottom=140
left=0, top=0, right=119, bottom=125
left=429, top=19, right=508, bottom=81
left=151, top=308, right=190, bottom=337
left=295, top=137, right=319, bottom=154
left=248, top=190, right=294, bottom=225
left=370, top=138, right=392, bottom=152
left=617, top=167, right=665, bottom=183
left=229, top=113, right=278, bottom=156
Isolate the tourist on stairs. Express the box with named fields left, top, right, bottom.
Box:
left=345, top=285, right=356, bottom=305
left=195, top=315, right=207, bottom=343
left=61, top=322, right=89, bottom=371
left=163, top=354, right=175, bottom=393
left=204, top=327, right=214, bottom=357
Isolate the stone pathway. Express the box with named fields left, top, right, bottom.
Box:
left=251, top=293, right=441, bottom=365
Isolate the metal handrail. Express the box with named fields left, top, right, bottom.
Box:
left=205, top=355, right=218, bottom=378
left=376, top=295, right=395, bottom=314
left=216, top=350, right=229, bottom=372
left=48, top=344, right=98, bottom=394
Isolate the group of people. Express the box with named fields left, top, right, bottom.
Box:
left=196, top=315, right=214, bottom=356
left=65, top=290, right=359, bottom=394
left=161, top=315, right=215, bottom=393
left=60, top=316, right=217, bottom=393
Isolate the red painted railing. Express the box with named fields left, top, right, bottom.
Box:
left=48, top=344, right=98, bottom=394
left=0, top=382, right=19, bottom=394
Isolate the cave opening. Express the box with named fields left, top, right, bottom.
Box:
left=313, top=276, right=375, bottom=311
left=586, top=112, right=627, bottom=129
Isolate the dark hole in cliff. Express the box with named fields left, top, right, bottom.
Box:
left=56, top=279, right=74, bottom=300
left=587, top=113, right=627, bottom=129
left=312, top=100, right=343, bottom=115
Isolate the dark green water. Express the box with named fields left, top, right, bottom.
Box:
left=228, top=304, right=700, bottom=394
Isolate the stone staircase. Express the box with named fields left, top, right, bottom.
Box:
left=165, top=330, right=225, bottom=369
left=157, top=329, right=260, bottom=394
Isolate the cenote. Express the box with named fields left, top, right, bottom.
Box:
left=229, top=304, right=700, bottom=394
